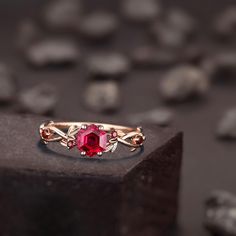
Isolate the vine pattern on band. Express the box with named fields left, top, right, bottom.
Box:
left=40, top=122, right=145, bottom=153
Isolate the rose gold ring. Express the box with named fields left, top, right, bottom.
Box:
left=39, top=121, right=146, bottom=157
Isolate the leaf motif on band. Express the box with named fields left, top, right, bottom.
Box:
left=105, top=139, right=118, bottom=153
left=117, top=132, right=145, bottom=152
left=67, top=125, right=79, bottom=137
left=111, top=142, right=118, bottom=152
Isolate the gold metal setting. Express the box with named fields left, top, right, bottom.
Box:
left=39, top=121, right=146, bottom=157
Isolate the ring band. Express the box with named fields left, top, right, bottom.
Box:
left=39, top=121, right=146, bottom=157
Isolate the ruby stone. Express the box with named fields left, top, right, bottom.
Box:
left=77, top=124, right=107, bottom=157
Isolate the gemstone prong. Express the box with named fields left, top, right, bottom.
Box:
left=80, top=151, right=86, bottom=156
left=98, top=125, right=104, bottom=130
left=81, top=124, right=88, bottom=130
left=137, top=126, right=143, bottom=132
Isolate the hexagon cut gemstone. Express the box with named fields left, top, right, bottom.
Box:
left=77, top=124, right=107, bottom=157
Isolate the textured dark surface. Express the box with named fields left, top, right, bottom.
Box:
left=0, top=114, right=182, bottom=236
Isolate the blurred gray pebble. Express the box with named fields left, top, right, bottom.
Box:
left=127, top=108, right=174, bottom=126
left=202, top=50, right=236, bottom=77
left=0, top=64, right=16, bottom=103
left=214, top=51, right=236, bottom=74
left=79, top=12, right=119, bottom=39
left=131, top=46, right=178, bottom=68
left=26, top=39, right=79, bottom=67
left=217, top=108, right=236, bottom=139
left=17, top=20, right=41, bottom=49
left=214, top=6, right=236, bottom=38
left=18, top=84, right=58, bottom=115
left=206, top=191, right=236, bottom=207
left=86, top=53, right=131, bottom=78
left=84, top=81, right=120, bottom=113
left=152, top=22, right=187, bottom=48
left=166, top=8, right=196, bottom=35
left=152, top=9, right=195, bottom=48
left=160, top=65, right=210, bottom=102
left=43, top=0, right=81, bottom=31
left=122, top=0, right=161, bottom=23
left=205, top=190, right=236, bottom=236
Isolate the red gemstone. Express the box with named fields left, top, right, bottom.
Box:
left=42, top=129, right=50, bottom=139
left=67, top=140, right=75, bottom=149
left=111, top=131, right=118, bottom=138
left=134, top=136, right=144, bottom=145
left=77, top=124, right=107, bottom=157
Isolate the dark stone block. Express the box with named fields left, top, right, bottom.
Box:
left=0, top=114, right=183, bottom=236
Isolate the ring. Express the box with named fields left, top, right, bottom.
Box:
left=39, top=121, right=146, bottom=157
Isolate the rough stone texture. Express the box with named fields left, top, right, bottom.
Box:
left=18, top=84, right=58, bottom=115
left=152, top=21, right=187, bottom=48
left=205, top=190, right=236, bottom=236
left=26, top=39, right=79, bottom=67
left=165, top=8, right=196, bottom=35
left=159, top=65, right=210, bottom=102
left=0, top=114, right=182, bottom=236
left=122, top=0, right=161, bottom=23
left=84, top=81, right=120, bottom=113
left=151, top=9, right=195, bottom=49
left=86, top=53, right=130, bottom=78
left=131, top=46, right=178, bottom=68
left=202, top=50, right=236, bottom=78
left=79, top=12, right=119, bottom=40
left=42, top=0, right=82, bottom=31
left=126, top=108, right=174, bottom=126
left=217, top=108, right=236, bottom=139
left=215, top=50, right=236, bottom=75
left=214, top=6, right=236, bottom=38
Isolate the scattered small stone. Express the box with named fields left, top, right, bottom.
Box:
left=79, top=12, right=119, bottom=40
left=17, top=20, right=41, bottom=49
left=166, top=8, right=196, bottom=35
left=127, top=108, right=174, bottom=126
left=84, top=81, right=120, bottom=113
left=86, top=53, right=130, bottom=78
left=217, top=108, right=236, bottom=139
left=206, top=191, right=236, bottom=207
left=152, top=22, right=187, bottom=48
left=18, top=84, right=58, bottom=115
left=26, top=39, right=79, bottom=67
left=122, top=0, right=161, bottom=23
left=159, top=65, right=210, bottom=102
left=202, top=50, right=236, bottom=77
left=152, top=9, right=196, bottom=48
left=214, top=6, right=236, bottom=38
left=131, top=46, right=178, bottom=68
left=0, top=64, right=16, bottom=103
left=205, top=190, right=236, bottom=236
left=42, top=0, right=81, bottom=31
left=214, top=51, right=236, bottom=75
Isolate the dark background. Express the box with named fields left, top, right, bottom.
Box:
left=0, top=0, right=235, bottom=235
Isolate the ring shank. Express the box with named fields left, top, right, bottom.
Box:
left=46, top=122, right=139, bottom=134
left=40, top=122, right=145, bottom=152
